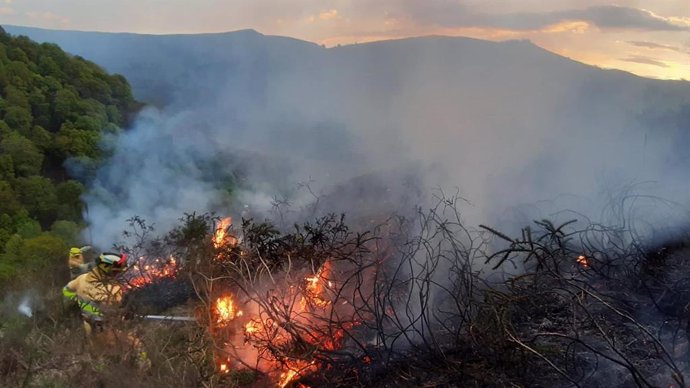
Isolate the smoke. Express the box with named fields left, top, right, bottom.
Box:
left=47, top=30, right=689, bottom=251
left=1, top=290, right=41, bottom=319
left=17, top=296, right=32, bottom=317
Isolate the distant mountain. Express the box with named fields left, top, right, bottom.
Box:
left=3, top=26, right=322, bottom=107
left=4, top=25, right=690, bottom=237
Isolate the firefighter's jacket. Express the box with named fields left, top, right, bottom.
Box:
left=62, top=268, right=122, bottom=321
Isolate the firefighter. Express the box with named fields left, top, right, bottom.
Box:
left=62, top=253, right=150, bottom=368
left=63, top=252, right=127, bottom=335
left=68, top=246, right=94, bottom=279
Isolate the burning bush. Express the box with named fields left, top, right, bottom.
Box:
left=6, top=196, right=690, bottom=387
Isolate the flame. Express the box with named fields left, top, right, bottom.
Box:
left=244, top=319, right=261, bottom=334
left=213, top=217, right=237, bottom=249
left=214, top=295, right=242, bottom=325
left=207, top=226, right=359, bottom=386
left=577, top=255, right=590, bottom=269
left=300, top=261, right=332, bottom=309
left=122, top=255, right=178, bottom=291
left=278, top=360, right=316, bottom=388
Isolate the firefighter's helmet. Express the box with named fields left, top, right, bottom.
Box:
left=96, top=253, right=128, bottom=273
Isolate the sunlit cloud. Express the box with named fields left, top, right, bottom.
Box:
left=619, top=55, right=669, bottom=68
left=668, top=16, right=690, bottom=28
left=0, top=1, right=688, bottom=80
left=307, top=8, right=341, bottom=23
left=627, top=40, right=687, bottom=53
left=567, top=6, right=689, bottom=31
left=393, top=3, right=689, bottom=32
left=319, top=9, right=338, bottom=21
left=541, top=20, right=589, bottom=34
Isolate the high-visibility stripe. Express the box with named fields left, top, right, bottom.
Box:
left=62, top=286, right=103, bottom=317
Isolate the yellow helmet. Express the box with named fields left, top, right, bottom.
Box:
left=69, top=247, right=82, bottom=256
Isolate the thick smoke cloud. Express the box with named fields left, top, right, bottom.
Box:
left=5, top=26, right=690, bottom=249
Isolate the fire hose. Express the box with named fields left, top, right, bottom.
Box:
left=141, top=314, right=196, bottom=322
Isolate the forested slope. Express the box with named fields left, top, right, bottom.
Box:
left=0, top=28, right=138, bottom=286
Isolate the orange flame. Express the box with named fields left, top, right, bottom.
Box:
left=122, top=255, right=178, bottom=291
left=278, top=360, right=316, bottom=388
left=300, top=261, right=332, bottom=309
left=215, top=295, right=242, bottom=325
left=213, top=217, right=237, bottom=249
left=244, top=319, right=261, bottom=334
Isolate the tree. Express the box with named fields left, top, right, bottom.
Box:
left=0, top=180, right=20, bottom=215
left=0, top=154, right=13, bottom=180
left=14, top=176, right=57, bottom=226
left=3, top=84, right=30, bottom=109
left=55, top=180, right=85, bottom=221
left=15, top=218, right=41, bottom=238
left=3, top=106, right=32, bottom=133
left=55, top=122, right=101, bottom=159
left=0, top=213, right=12, bottom=253
left=50, top=220, right=81, bottom=244
left=0, top=30, right=137, bottom=288
left=0, top=233, right=67, bottom=282
left=0, top=132, right=43, bottom=176
left=52, top=87, right=80, bottom=125
left=25, top=125, right=52, bottom=151
left=3, top=61, right=32, bottom=88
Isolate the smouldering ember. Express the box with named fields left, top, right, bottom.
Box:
left=121, top=256, right=178, bottom=291
left=577, top=255, right=590, bottom=269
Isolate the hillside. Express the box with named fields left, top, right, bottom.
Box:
left=2, top=25, right=690, bottom=388
left=4, top=25, right=690, bottom=244
left=0, top=28, right=138, bottom=286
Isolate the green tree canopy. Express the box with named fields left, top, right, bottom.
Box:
left=0, top=29, right=138, bottom=289
left=0, top=131, right=43, bottom=176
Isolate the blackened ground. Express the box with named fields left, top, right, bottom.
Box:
left=122, top=278, right=195, bottom=315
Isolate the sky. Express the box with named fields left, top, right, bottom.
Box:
left=1, top=0, right=688, bottom=79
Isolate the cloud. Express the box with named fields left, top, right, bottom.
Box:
left=319, top=9, right=339, bottom=21
left=307, top=8, right=341, bottom=23
left=395, top=3, right=689, bottom=32
left=0, top=6, right=14, bottom=16
left=561, top=6, right=690, bottom=31
left=627, top=40, right=687, bottom=53
left=619, top=55, right=669, bottom=68
left=26, top=11, right=69, bottom=25
left=541, top=20, right=589, bottom=34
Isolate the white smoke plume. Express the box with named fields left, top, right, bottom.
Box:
left=9, top=27, right=686, bottom=249
left=17, top=296, right=32, bottom=318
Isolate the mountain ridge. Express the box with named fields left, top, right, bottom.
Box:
left=2, top=23, right=690, bottom=240
left=5, top=24, right=687, bottom=86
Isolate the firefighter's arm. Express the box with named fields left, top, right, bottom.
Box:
left=63, top=280, right=103, bottom=319
left=62, top=284, right=78, bottom=302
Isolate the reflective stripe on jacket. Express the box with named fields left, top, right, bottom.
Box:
left=63, top=269, right=121, bottom=320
